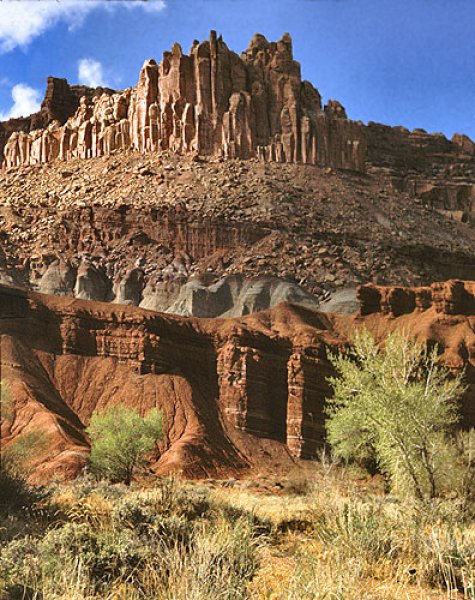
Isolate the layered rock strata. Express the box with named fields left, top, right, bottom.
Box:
left=366, top=123, right=475, bottom=221
left=0, top=200, right=320, bottom=315
left=1, top=280, right=473, bottom=479
left=1, top=32, right=366, bottom=171
left=359, top=279, right=475, bottom=317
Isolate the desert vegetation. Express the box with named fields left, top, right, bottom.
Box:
left=326, top=330, right=469, bottom=501
left=87, top=404, right=164, bottom=485
left=1, top=333, right=474, bottom=599
left=1, top=468, right=474, bottom=599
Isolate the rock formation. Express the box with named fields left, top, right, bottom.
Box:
left=1, top=29, right=474, bottom=487
left=359, top=279, right=475, bottom=317
left=140, top=273, right=320, bottom=317
left=0, top=150, right=474, bottom=315
left=366, top=123, right=475, bottom=222
left=2, top=32, right=474, bottom=225
left=0, top=77, right=114, bottom=165
left=1, top=280, right=473, bottom=480
left=1, top=32, right=366, bottom=171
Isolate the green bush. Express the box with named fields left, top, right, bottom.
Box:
left=86, top=404, right=163, bottom=485
left=326, top=330, right=466, bottom=500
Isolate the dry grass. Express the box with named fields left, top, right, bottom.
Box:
left=215, top=465, right=475, bottom=600
left=1, top=466, right=474, bottom=600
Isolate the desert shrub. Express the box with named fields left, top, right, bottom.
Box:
left=0, top=524, right=147, bottom=597
left=65, top=473, right=128, bottom=501
left=276, top=547, right=389, bottom=600
left=326, top=330, right=466, bottom=500
left=416, top=523, right=475, bottom=592
left=258, top=492, right=475, bottom=600
left=113, top=497, right=193, bottom=548
left=0, top=489, right=263, bottom=599
left=281, top=475, right=313, bottom=496
left=324, top=501, right=397, bottom=561
left=147, top=515, right=262, bottom=599
left=152, top=476, right=211, bottom=520
left=2, top=472, right=473, bottom=599
left=453, top=428, right=475, bottom=512
left=42, top=522, right=147, bottom=583
left=0, top=468, right=39, bottom=515
left=87, top=404, right=163, bottom=485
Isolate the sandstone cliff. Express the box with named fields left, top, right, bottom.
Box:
left=2, top=31, right=474, bottom=226
left=1, top=281, right=473, bottom=480
left=2, top=32, right=474, bottom=225
left=1, top=32, right=366, bottom=171
left=366, top=123, right=475, bottom=222
left=0, top=77, right=114, bottom=165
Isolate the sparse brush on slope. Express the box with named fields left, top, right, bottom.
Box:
left=0, top=380, right=48, bottom=513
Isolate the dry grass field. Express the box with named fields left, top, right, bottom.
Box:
left=1, top=460, right=474, bottom=600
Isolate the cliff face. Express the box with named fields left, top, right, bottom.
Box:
left=359, top=279, right=475, bottom=317
left=366, top=123, right=475, bottom=221
left=0, top=77, right=115, bottom=164
left=0, top=118, right=31, bottom=165
left=1, top=280, right=473, bottom=480
left=2, top=31, right=474, bottom=222
left=1, top=32, right=366, bottom=172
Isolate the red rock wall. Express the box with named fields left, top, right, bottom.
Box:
left=358, top=280, right=475, bottom=316
left=1, top=281, right=474, bottom=479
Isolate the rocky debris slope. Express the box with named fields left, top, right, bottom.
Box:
left=0, top=151, right=474, bottom=315
left=1, top=32, right=366, bottom=172
left=0, top=31, right=473, bottom=317
left=0, top=280, right=473, bottom=480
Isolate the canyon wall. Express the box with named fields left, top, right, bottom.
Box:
left=366, top=123, right=475, bottom=221
left=1, top=280, right=473, bottom=480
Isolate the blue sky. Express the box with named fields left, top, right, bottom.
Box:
left=0, top=0, right=474, bottom=140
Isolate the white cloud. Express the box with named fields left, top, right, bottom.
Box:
left=0, top=83, right=41, bottom=120
left=78, top=58, right=108, bottom=88
left=0, top=0, right=166, bottom=53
